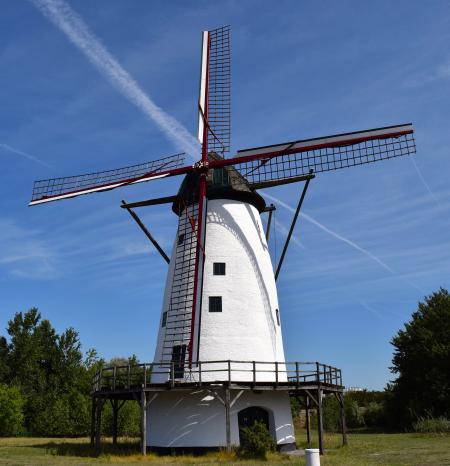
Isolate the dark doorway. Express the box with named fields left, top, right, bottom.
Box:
left=238, top=406, right=270, bottom=443
left=171, top=344, right=186, bottom=378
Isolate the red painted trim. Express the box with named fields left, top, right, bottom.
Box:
left=210, top=129, right=414, bottom=170
left=33, top=126, right=413, bottom=205
left=32, top=163, right=193, bottom=204
left=237, top=123, right=413, bottom=154
left=189, top=32, right=211, bottom=366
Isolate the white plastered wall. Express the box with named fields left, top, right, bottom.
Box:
left=197, top=199, right=286, bottom=381
left=152, top=198, right=288, bottom=383
left=147, top=389, right=295, bottom=448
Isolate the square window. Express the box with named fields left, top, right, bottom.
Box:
left=162, top=311, right=167, bottom=327
left=213, top=262, right=226, bottom=275
left=177, top=234, right=185, bottom=245
left=209, top=296, right=222, bottom=312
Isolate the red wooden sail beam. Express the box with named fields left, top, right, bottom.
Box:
left=210, top=123, right=416, bottom=184
left=29, top=123, right=416, bottom=206
left=235, top=123, right=413, bottom=159
left=29, top=152, right=186, bottom=205
left=189, top=29, right=211, bottom=366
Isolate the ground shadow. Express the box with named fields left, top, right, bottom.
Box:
left=31, top=439, right=140, bottom=458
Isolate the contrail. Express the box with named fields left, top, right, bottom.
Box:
left=410, top=155, right=440, bottom=206
left=273, top=218, right=305, bottom=250
left=263, top=191, right=395, bottom=273
left=359, top=300, right=384, bottom=321
left=29, top=0, right=200, bottom=160
left=263, top=191, right=425, bottom=293
left=0, top=143, right=52, bottom=168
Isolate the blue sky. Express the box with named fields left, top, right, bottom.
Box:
left=1, top=0, right=449, bottom=390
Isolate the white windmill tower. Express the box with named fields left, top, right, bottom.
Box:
left=30, top=26, right=416, bottom=453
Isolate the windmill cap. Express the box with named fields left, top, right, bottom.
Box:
left=172, top=152, right=266, bottom=215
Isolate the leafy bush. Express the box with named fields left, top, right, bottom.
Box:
left=346, top=399, right=365, bottom=428
left=237, top=421, right=275, bottom=460
left=413, top=416, right=450, bottom=433
left=0, top=384, right=24, bottom=436
left=322, top=395, right=341, bottom=431
left=364, top=401, right=386, bottom=428
left=290, top=396, right=301, bottom=419
left=319, top=395, right=365, bottom=430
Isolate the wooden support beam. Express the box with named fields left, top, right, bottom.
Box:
left=265, top=204, right=275, bottom=241
left=120, top=195, right=178, bottom=209
left=122, top=200, right=170, bottom=264
left=317, top=388, right=324, bottom=455
left=95, top=399, right=105, bottom=448
left=90, top=396, right=96, bottom=447
left=335, top=392, right=348, bottom=446
left=262, top=204, right=276, bottom=213
left=112, top=399, right=118, bottom=445
left=230, top=390, right=244, bottom=408
left=249, top=173, right=314, bottom=190
left=225, top=388, right=231, bottom=453
left=304, top=389, right=319, bottom=408
left=305, top=395, right=311, bottom=445
left=140, top=390, right=147, bottom=455
left=274, top=171, right=313, bottom=281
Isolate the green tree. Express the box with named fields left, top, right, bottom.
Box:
left=0, top=385, right=24, bottom=436
left=0, top=337, right=9, bottom=383
left=1, top=308, right=140, bottom=437
left=389, top=288, right=450, bottom=427
left=4, top=308, right=92, bottom=435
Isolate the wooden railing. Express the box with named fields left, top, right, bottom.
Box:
left=92, top=360, right=342, bottom=392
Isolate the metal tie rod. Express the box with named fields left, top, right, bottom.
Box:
left=121, top=200, right=170, bottom=264
left=275, top=170, right=314, bottom=281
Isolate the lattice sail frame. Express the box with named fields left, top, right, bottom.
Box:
left=228, top=124, right=416, bottom=187
left=29, top=124, right=416, bottom=206
left=207, top=26, right=231, bottom=156
left=30, top=153, right=185, bottom=205
left=197, top=26, right=231, bottom=157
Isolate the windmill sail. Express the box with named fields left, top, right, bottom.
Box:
left=209, top=123, right=416, bottom=188
left=197, top=31, right=209, bottom=145
left=198, top=26, right=231, bottom=157
left=30, top=152, right=187, bottom=205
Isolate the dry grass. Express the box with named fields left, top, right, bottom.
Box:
left=0, top=432, right=449, bottom=465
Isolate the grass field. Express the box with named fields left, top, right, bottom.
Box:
left=0, top=431, right=449, bottom=466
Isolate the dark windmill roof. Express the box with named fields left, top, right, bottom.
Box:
left=172, top=153, right=266, bottom=215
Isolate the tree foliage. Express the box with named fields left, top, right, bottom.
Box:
left=0, top=307, right=143, bottom=437
left=0, top=308, right=122, bottom=437
left=0, top=385, right=24, bottom=436
left=389, top=288, right=450, bottom=427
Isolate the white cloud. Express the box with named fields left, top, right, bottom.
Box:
left=404, top=58, right=450, bottom=88
left=0, top=219, right=58, bottom=279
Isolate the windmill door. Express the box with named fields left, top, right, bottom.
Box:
left=171, top=344, right=186, bottom=379
left=238, top=406, right=270, bottom=442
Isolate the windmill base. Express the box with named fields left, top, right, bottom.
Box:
left=146, top=389, right=295, bottom=450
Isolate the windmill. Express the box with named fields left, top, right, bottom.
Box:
left=30, top=26, right=415, bottom=452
